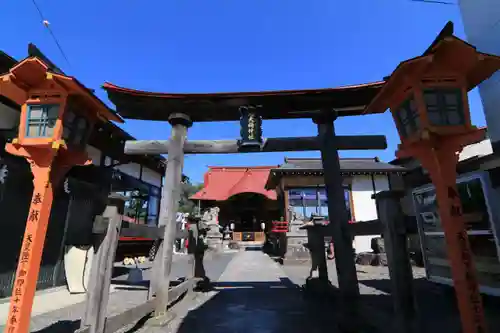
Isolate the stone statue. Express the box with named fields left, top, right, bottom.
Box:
left=201, top=207, right=223, bottom=249
left=202, top=207, right=219, bottom=224
left=202, top=209, right=211, bottom=222
left=283, top=209, right=312, bottom=265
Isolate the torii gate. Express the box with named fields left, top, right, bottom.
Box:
left=103, top=81, right=386, bottom=332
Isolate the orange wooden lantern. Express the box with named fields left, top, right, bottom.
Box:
left=0, top=57, right=122, bottom=333
left=365, top=24, right=500, bottom=333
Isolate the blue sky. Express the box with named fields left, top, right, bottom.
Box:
left=2, top=0, right=486, bottom=183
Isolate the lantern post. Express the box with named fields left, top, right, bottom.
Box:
left=364, top=26, right=500, bottom=333
left=0, top=57, right=122, bottom=333
left=391, top=94, right=487, bottom=333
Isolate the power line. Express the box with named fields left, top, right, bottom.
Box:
left=29, top=0, right=71, bottom=68
left=409, top=0, right=455, bottom=5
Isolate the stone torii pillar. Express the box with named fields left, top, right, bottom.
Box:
left=314, top=111, right=360, bottom=333
left=150, top=113, right=192, bottom=317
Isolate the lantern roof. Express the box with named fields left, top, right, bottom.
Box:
left=0, top=57, right=123, bottom=123
left=102, top=80, right=385, bottom=122
left=364, top=21, right=500, bottom=115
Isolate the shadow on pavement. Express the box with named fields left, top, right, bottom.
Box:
left=111, top=279, right=150, bottom=287
left=282, top=261, right=500, bottom=332
left=112, top=266, right=131, bottom=278
left=360, top=277, right=500, bottom=333
left=32, top=319, right=81, bottom=333
left=244, top=246, right=264, bottom=252
left=174, top=278, right=340, bottom=333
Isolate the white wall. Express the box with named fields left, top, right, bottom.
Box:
left=351, top=175, right=389, bottom=253
left=113, top=162, right=163, bottom=188
left=115, top=163, right=141, bottom=179
left=459, top=0, right=500, bottom=146
left=352, top=176, right=377, bottom=222
left=459, top=139, right=492, bottom=161
left=141, top=167, right=162, bottom=188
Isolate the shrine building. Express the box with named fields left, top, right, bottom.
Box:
left=191, top=157, right=406, bottom=253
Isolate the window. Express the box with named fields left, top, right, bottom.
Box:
left=302, top=188, right=318, bottom=218
left=423, top=88, right=465, bottom=126
left=395, top=96, right=419, bottom=138
left=288, top=187, right=352, bottom=220
left=288, top=189, right=306, bottom=219
left=413, top=188, right=441, bottom=233
left=122, top=190, right=148, bottom=224
left=457, top=178, right=490, bottom=231
left=26, top=104, right=59, bottom=138
left=318, top=189, right=328, bottom=216
left=147, top=193, right=160, bottom=226
left=413, top=176, right=500, bottom=288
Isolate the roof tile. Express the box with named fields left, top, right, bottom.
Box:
left=278, top=157, right=406, bottom=172
left=191, top=166, right=278, bottom=201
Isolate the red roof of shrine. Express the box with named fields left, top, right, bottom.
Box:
left=191, top=166, right=278, bottom=201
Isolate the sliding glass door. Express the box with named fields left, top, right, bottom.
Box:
left=413, top=173, right=500, bottom=295
left=288, top=187, right=352, bottom=221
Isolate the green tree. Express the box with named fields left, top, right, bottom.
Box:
left=178, top=176, right=203, bottom=214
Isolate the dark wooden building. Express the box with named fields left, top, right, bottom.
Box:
left=0, top=47, right=167, bottom=297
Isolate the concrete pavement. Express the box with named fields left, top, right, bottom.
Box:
left=0, top=252, right=235, bottom=332
left=282, top=260, right=500, bottom=333
left=14, top=249, right=500, bottom=333
left=142, top=250, right=339, bottom=333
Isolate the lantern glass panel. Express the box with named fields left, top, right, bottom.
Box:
left=395, top=96, right=419, bottom=138
left=25, top=104, right=59, bottom=138
left=423, top=88, right=465, bottom=126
